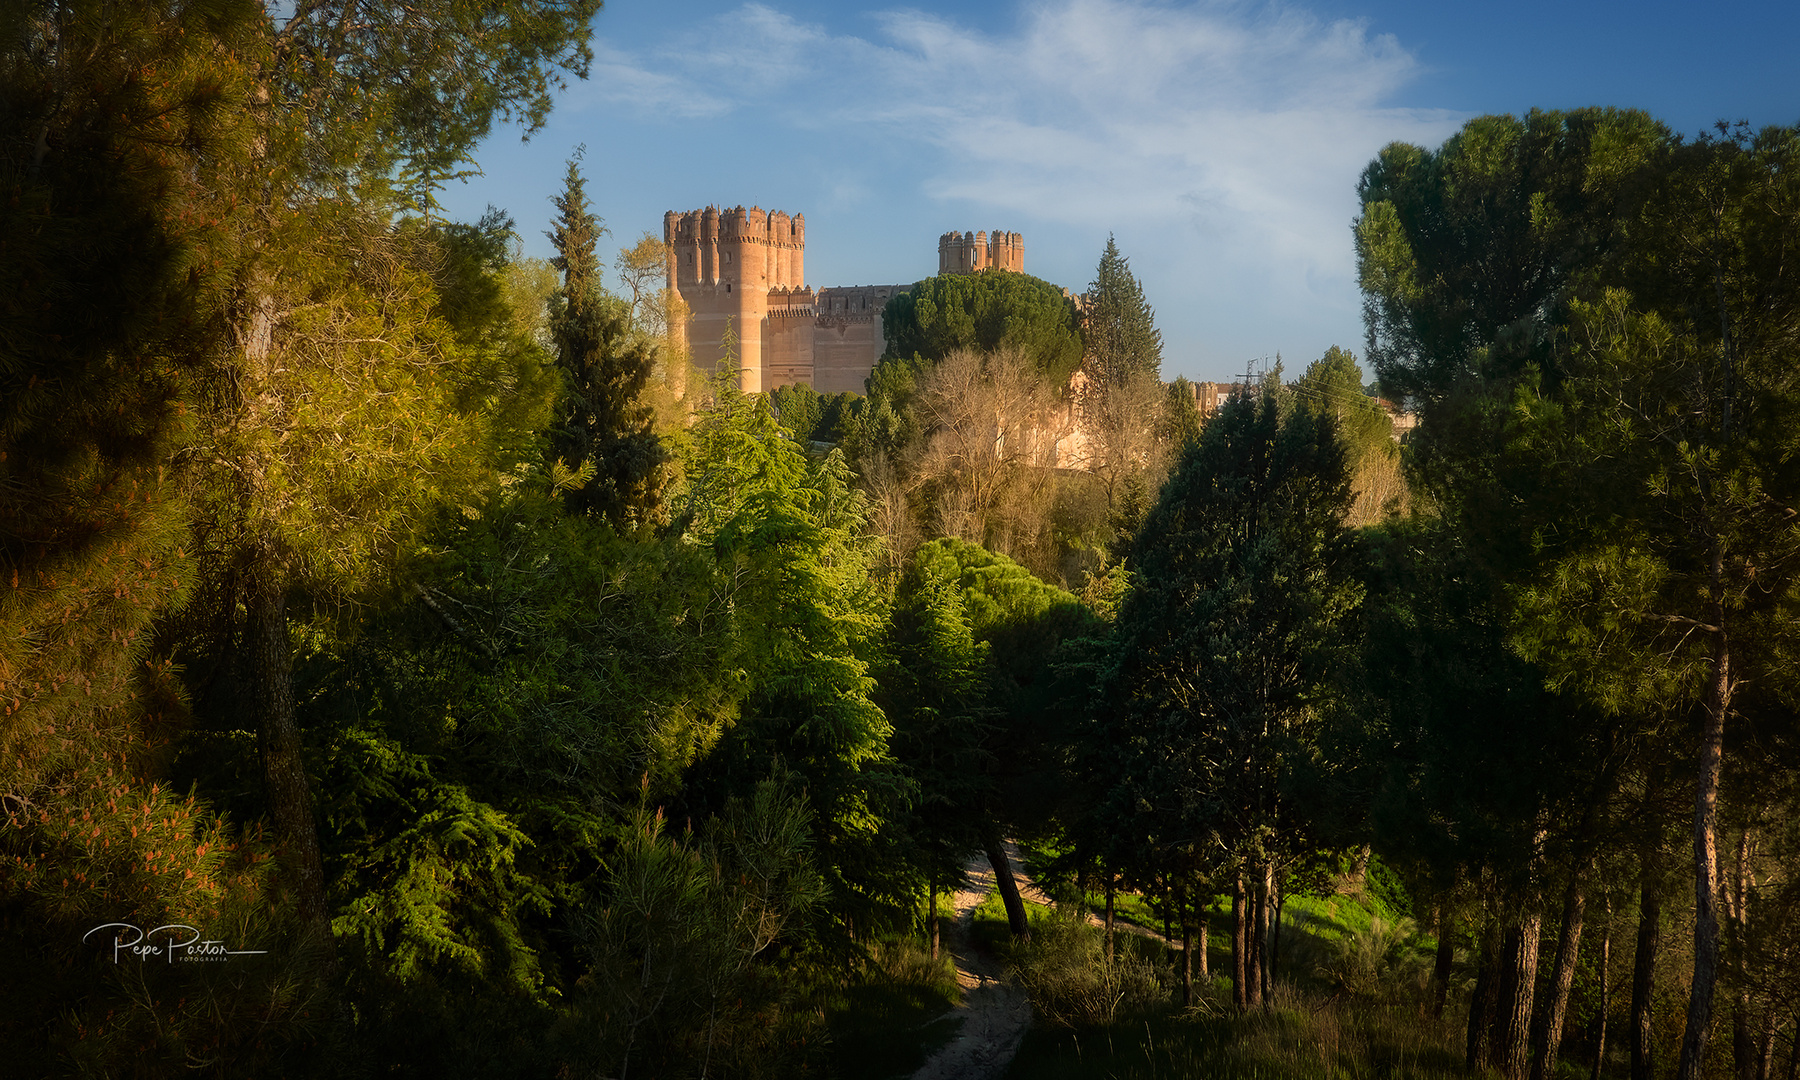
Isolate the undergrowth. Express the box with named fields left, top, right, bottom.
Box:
left=825, top=931, right=963, bottom=1080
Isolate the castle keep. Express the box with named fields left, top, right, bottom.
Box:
left=664, top=207, right=1023, bottom=393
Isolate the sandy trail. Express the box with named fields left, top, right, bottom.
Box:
left=906, top=842, right=1039, bottom=1080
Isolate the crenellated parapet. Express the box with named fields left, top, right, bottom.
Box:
left=665, top=205, right=806, bottom=291
left=663, top=205, right=929, bottom=395
left=938, top=229, right=1024, bottom=275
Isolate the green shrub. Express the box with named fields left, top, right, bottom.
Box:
left=1315, top=916, right=1432, bottom=1003
left=1003, top=889, right=1168, bottom=1027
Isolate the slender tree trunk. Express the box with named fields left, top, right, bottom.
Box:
left=1592, top=894, right=1611, bottom=1080
left=1679, top=596, right=1731, bottom=1080
left=1470, top=919, right=1503, bottom=1071
left=1495, top=913, right=1544, bottom=1080
left=1633, top=854, right=1664, bottom=1080
left=1161, top=873, right=1172, bottom=945
left=1104, top=872, right=1116, bottom=965
left=1732, top=829, right=1755, bottom=1080
left=929, top=869, right=939, bottom=962
left=1271, top=887, right=1286, bottom=988
left=1247, top=869, right=1265, bottom=1009
left=246, top=542, right=331, bottom=940
left=1531, top=877, right=1587, bottom=1080
left=1434, top=908, right=1455, bottom=1021
left=1197, top=900, right=1210, bottom=980
left=985, top=837, right=1030, bottom=940
left=1262, top=860, right=1278, bottom=998
left=1232, top=874, right=1249, bottom=1011
left=1179, top=880, right=1193, bottom=1008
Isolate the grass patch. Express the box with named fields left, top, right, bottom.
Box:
left=1005, top=986, right=1472, bottom=1080
left=826, top=934, right=964, bottom=1080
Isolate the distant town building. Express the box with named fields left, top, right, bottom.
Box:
left=1173, top=381, right=1417, bottom=440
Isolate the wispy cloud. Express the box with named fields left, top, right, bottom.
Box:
left=589, top=0, right=1465, bottom=371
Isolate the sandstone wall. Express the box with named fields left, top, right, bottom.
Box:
left=667, top=207, right=1023, bottom=395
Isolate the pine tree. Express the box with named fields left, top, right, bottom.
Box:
left=547, top=160, right=670, bottom=529
left=0, top=4, right=331, bottom=1069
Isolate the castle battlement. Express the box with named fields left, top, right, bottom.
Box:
left=665, top=208, right=1025, bottom=394
left=938, top=229, right=1024, bottom=275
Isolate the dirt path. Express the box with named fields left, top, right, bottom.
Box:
left=907, top=843, right=1039, bottom=1080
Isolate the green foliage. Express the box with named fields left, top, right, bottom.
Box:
left=547, top=161, right=670, bottom=530
left=1160, top=378, right=1206, bottom=451
left=1082, top=236, right=1163, bottom=386
left=264, top=0, right=601, bottom=211
left=1356, top=107, right=1670, bottom=407
left=880, top=270, right=1084, bottom=385
left=877, top=545, right=995, bottom=888
left=559, top=780, right=828, bottom=1079
left=825, top=933, right=963, bottom=1080
left=768, top=382, right=863, bottom=445
left=677, top=380, right=906, bottom=923
left=1004, top=888, right=1169, bottom=1028
left=1291, top=348, right=1392, bottom=474
left=1102, top=383, right=1363, bottom=882
left=0, top=5, right=332, bottom=1070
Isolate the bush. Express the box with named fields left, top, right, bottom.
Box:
left=1003, top=889, right=1168, bottom=1027
left=1315, top=916, right=1432, bottom=1004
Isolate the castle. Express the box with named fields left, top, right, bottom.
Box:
left=663, top=206, right=1024, bottom=393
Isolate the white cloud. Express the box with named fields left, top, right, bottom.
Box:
left=589, top=0, right=1466, bottom=374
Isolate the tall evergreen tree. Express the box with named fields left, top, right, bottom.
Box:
left=1081, top=236, right=1162, bottom=387
left=1101, top=379, right=1362, bottom=1010
left=1077, top=237, right=1165, bottom=514
left=547, top=160, right=670, bottom=530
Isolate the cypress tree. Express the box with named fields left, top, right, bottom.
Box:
left=1077, top=237, right=1165, bottom=513
left=1081, top=235, right=1163, bottom=387
left=547, top=160, right=669, bottom=529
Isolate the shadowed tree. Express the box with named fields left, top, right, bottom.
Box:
left=1101, top=379, right=1362, bottom=1011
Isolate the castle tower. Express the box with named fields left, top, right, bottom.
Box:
left=665, top=205, right=807, bottom=392
left=938, top=229, right=1024, bottom=275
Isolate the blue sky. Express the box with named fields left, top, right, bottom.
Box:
left=438, top=0, right=1800, bottom=383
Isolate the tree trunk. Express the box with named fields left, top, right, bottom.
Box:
left=1104, top=873, right=1116, bottom=965
left=1633, top=855, right=1664, bottom=1080
left=1232, top=874, right=1249, bottom=1011
left=1469, top=919, right=1503, bottom=1071
left=1433, top=908, right=1455, bottom=1021
left=1778, top=1008, right=1792, bottom=1080
left=1531, top=877, right=1587, bottom=1080
left=1180, top=880, right=1193, bottom=1008
left=985, top=838, right=1030, bottom=940
left=1262, top=860, right=1278, bottom=999
left=1592, top=894, right=1610, bottom=1080
left=929, top=870, right=939, bottom=962
left=1678, top=598, right=1730, bottom=1080
left=1246, top=870, right=1265, bottom=1009
left=1161, top=873, right=1172, bottom=944
left=1197, top=901, right=1210, bottom=980
left=1732, top=829, right=1755, bottom=1080
left=1494, top=913, right=1543, bottom=1080
left=246, top=543, right=331, bottom=938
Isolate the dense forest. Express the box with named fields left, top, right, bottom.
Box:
left=4, top=3, right=1798, bottom=1078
